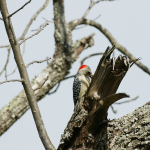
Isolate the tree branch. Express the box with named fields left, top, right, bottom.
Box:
left=0, top=1, right=55, bottom=149
left=19, top=23, right=49, bottom=45
left=115, top=95, right=139, bottom=104
left=69, top=19, right=150, bottom=75
left=26, top=57, right=51, bottom=68
left=0, top=79, right=24, bottom=85
left=8, top=0, right=31, bottom=18
left=0, top=46, right=11, bottom=76
left=80, top=52, right=103, bottom=65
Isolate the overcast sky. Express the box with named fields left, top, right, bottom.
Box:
left=0, top=0, right=150, bottom=149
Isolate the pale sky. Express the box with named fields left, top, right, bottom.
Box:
left=0, top=0, right=150, bottom=149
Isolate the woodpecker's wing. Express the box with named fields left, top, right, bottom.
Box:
left=73, top=75, right=81, bottom=106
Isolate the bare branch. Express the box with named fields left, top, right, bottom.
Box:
left=75, top=14, right=101, bottom=30
left=0, top=46, right=11, bottom=76
left=18, top=0, right=50, bottom=41
left=115, top=96, right=139, bottom=104
left=26, top=57, right=51, bottom=68
left=0, top=79, right=24, bottom=85
left=19, top=23, right=49, bottom=45
left=69, top=19, right=150, bottom=75
left=32, top=17, right=53, bottom=31
left=82, top=0, right=97, bottom=19
left=8, top=0, right=31, bottom=18
left=80, top=52, right=103, bottom=65
left=42, top=17, right=54, bottom=23
left=110, top=105, right=117, bottom=114
left=0, top=44, right=9, bottom=48
left=48, top=75, right=75, bottom=95
left=48, top=82, right=61, bottom=95
left=0, top=17, right=3, bottom=21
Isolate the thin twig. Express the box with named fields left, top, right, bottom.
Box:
left=42, top=17, right=54, bottom=23
left=75, top=14, right=101, bottom=30
left=63, top=75, right=75, bottom=80
left=80, top=53, right=103, bottom=65
left=115, top=96, right=139, bottom=104
left=7, top=42, right=26, bottom=77
left=34, top=76, right=49, bottom=91
left=0, top=0, right=50, bottom=49
left=0, top=17, right=3, bottom=21
left=8, top=0, right=31, bottom=18
left=19, top=23, right=49, bottom=45
left=32, top=17, right=53, bottom=31
left=48, top=82, right=61, bottom=95
left=0, top=45, right=9, bottom=48
left=110, top=105, right=117, bottom=114
left=0, top=79, right=24, bottom=85
left=48, top=75, right=75, bottom=95
left=26, top=57, right=51, bottom=68
left=0, top=46, right=11, bottom=76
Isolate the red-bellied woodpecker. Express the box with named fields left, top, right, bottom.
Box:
left=73, top=65, right=92, bottom=109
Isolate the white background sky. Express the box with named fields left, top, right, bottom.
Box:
left=0, top=0, right=150, bottom=149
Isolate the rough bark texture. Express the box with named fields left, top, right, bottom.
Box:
left=108, top=101, right=150, bottom=150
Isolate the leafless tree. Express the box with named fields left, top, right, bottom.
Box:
left=0, top=0, right=150, bottom=150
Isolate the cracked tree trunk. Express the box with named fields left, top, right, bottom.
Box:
left=58, top=46, right=143, bottom=150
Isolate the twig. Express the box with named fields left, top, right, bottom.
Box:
left=48, top=82, right=60, bottom=95
left=0, top=46, right=11, bottom=76
left=34, top=76, right=49, bottom=91
left=0, top=0, right=50, bottom=49
left=0, top=79, right=24, bottom=85
left=26, top=57, right=51, bottom=68
left=7, top=42, right=26, bottom=77
left=8, top=0, right=31, bottom=18
left=0, top=45, right=9, bottom=48
left=42, top=17, right=54, bottom=23
left=110, top=105, right=117, bottom=114
left=82, top=0, right=97, bottom=19
left=32, top=17, right=53, bottom=31
left=75, top=14, right=101, bottom=30
left=80, top=53, right=103, bottom=65
left=19, top=23, right=49, bottom=45
left=48, top=75, right=75, bottom=95
left=0, top=17, right=3, bottom=21
left=115, top=96, right=139, bottom=104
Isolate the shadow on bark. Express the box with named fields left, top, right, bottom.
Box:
left=58, top=46, right=138, bottom=150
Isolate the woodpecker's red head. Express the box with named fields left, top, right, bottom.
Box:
left=78, top=65, right=92, bottom=77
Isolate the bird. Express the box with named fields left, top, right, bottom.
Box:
left=73, top=65, right=92, bottom=110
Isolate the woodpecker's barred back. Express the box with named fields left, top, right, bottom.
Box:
left=73, top=65, right=92, bottom=109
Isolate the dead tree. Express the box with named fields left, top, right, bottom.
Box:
left=0, top=0, right=150, bottom=150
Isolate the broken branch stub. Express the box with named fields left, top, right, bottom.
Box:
left=87, top=46, right=131, bottom=112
